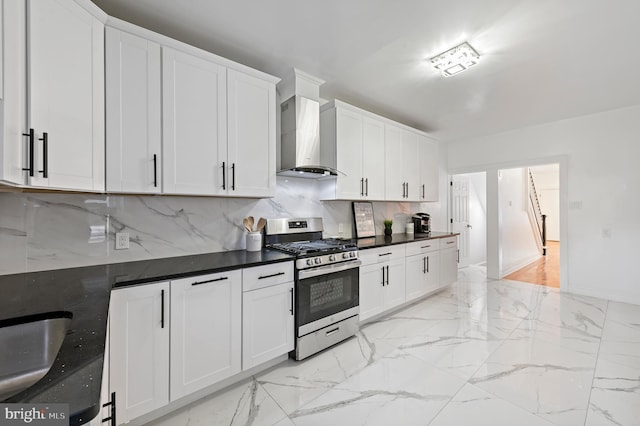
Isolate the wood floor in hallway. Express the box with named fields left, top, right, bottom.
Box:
left=504, top=241, right=560, bottom=288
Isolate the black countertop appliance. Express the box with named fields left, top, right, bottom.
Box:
left=412, top=213, right=431, bottom=234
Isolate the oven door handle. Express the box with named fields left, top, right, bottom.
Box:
left=298, top=259, right=362, bottom=280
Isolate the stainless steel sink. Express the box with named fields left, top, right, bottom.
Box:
left=0, top=312, right=72, bottom=401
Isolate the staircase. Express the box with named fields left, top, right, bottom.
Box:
left=527, top=169, right=547, bottom=256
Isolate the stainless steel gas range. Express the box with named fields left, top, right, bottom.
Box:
left=264, top=218, right=361, bottom=360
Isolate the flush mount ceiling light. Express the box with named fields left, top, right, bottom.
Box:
left=430, top=42, right=480, bottom=77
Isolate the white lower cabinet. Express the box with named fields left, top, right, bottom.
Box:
left=405, top=241, right=440, bottom=301
left=109, top=281, right=170, bottom=424
left=439, top=236, right=459, bottom=287
left=359, top=246, right=406, bottom=321
left=170, top=270, right=242, bottom=401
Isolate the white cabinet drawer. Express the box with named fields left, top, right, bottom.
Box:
left=405, top=240, right=439, bottom=257
left=243, top=262, right=294, bottom=292
left=359, top=245, right=406, bottom=265
left=439, top=236, right=457, bottom=249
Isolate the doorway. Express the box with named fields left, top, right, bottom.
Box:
left=450, top=172, right=487, bottom=269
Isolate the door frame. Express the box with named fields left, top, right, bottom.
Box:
left=449, top=155, right=568, bottom=290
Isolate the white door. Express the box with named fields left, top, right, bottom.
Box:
left=405, top=255, right=426, bottom=301
left=105, top=27, right=161, bottom=193
left=28, top=0, right=104, bottom=191
left=163, top=47, right=227, bottom=195
left=384, top=124, right=404, bottom=201
left=362, top=117, right=385, bottom=200
left=227, top=69, right=276, bottom=197
left=383, top=258, right=406, bottom=310
left=170, top=271, right=241, bottom=401
left=335, top=108, right=364, bottom=199
left=359, top=263, right=386, bottom=321
left=109, top=282, right=170, bottom=424
left=418, top=135, right=439, bottom=201
left=450, top=175, right=471, bottom=268
left=242, top=281, right=294, bottom=369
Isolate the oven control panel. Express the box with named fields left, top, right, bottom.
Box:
left=296, top=250, right=359, bottom=270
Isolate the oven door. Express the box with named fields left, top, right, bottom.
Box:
left=296, top=259, right=361, bottom=336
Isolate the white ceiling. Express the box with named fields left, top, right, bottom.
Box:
left=91, top=0, right=640, bottom=142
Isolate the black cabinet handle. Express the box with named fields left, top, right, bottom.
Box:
left=406, top=182, right=409, bottom=198
left=231, top=163, right=236, bottom=191
left=192, top=276, right=228, bottom=286
left=378, top=252, right=392, bottom=257
left=365, top=178, right=368, bottom=196
left=38, top=132, right=48, bottom=178
left=22, top=129, right=35, bottom=177
left=386, top=265, right=389, bottom=285
left=360, top=178, right=364, bottom=196
left=421, top=245, right=431, bottom=249
left=153, top=154, right=158, bottom=187
left=457, top=249, right=460, bottom=263
left=160, top=289, right=165, bottom=328
left=101, top=391, right=116, bottom=425
left=259, top=271, right=285, bottom=280
left=423, top=257, right=426, bottom=274
left=222, top=161, right=226, bottom=190
left=381, top=266, right=385, bottom=286
left=289, top=287, right=294, bottom=315
left=422, top=184, right=425, bottom=199
left=427, top=256, right=430, bottom=273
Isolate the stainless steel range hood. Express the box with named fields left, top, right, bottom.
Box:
left=278, top=70, right=337, bottom=179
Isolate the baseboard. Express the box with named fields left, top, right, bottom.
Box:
left=501, top=253, right=542, bottom=277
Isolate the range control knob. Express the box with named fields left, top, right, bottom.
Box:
left=350, top=252, right=356, bottom=258
left=306, top=259, right=314, bottom=266
left=314, top=257, right=322, bottom=265
left=342, top=253, right=349, bottom=259
left=328, top=254, right=336, bottom=261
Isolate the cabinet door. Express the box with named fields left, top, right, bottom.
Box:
left=384, top=257, right=406, bottom=310
left=418, top=135, right=439, bottom=201
left=163, top=47, right=227, bottom=195
left=425, top=251, right=441, bottom=292
left=170, top=270, right=241, bottom=401
left=440, top=247, right=458, bottom=287
left=0, top=0, right=27, bottom=185
left=362, top=117, right=385, bottom=200
left=335, top=108, right=364, bottom=199
left=110, top=282, right=170, bottom=424
left=242, top=281, right=294, bottom=369
left=105, top=27, right=161, bottom=193
left=384, top=124, right=404, bottom=201
left=28, top=0, right=104, bottom=191
left=402, top=130, right=420, bottom=201
left=359, top=262, right=386, bottom=321
left=227, top=69, right=276, bottom=197
left=405, top=254, right=427, bottom=301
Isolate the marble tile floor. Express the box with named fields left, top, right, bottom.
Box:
left=149, top=265, right=640, bottom=426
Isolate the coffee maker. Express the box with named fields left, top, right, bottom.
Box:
left=412, top=213, right=431, bottom=234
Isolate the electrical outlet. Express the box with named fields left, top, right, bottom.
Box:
left=338, top=223, right=344, bottom=234
left=115, top=232, right=130, bottom=250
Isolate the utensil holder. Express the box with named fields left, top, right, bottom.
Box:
left=246, top=232, right=262, bottom=252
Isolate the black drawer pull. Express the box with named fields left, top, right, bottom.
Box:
left=22, top=129, right=35, bottom=176
left=378, top=252, right=392, bottom=257
left=160, top=289, right=165, bottom=328
left=153, top=154, right=158, bottom=187
left=102, top=391, right=116, bottom=425
left=289, top=287, right=294, bottom=315
left=446, top=241, right=455, bottom=244
left=258, top=272, right=285, bottom=280
left=222, top=161, right=226, bottom=190
left=420, top=245, right=431, bottom=249
left=192, top=276, right=228, bottom=286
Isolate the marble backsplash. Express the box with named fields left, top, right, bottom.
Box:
left=0, top=177, right=442, bottom=275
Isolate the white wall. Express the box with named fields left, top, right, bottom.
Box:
left=499, top=167, right=540, bottom=275
left=448, top=104, right=640, bottom=305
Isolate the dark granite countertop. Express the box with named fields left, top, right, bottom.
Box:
left=0, top=249, right=294, bottom=425
left=356, top=231, right=459, bottom=249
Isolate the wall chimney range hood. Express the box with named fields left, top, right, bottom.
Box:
left=278, top=69, right=338, bottom=179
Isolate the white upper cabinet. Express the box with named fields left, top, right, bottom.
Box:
left=418, top=134, right=439, bottom=201
left=227, top=69, right=276, bottom=197
left=0, top=0, right=27, bottom=185
left=385, top=126, right=421, bottom=201
left=0, top=0, right=4, bottom=100
left=28, top=0, right=105, bottom=191
left=320, top=101, right=386, bottom=200
left=162, top=47, right=227, bottom=196
left=105, top=27, right=161, bottom=193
